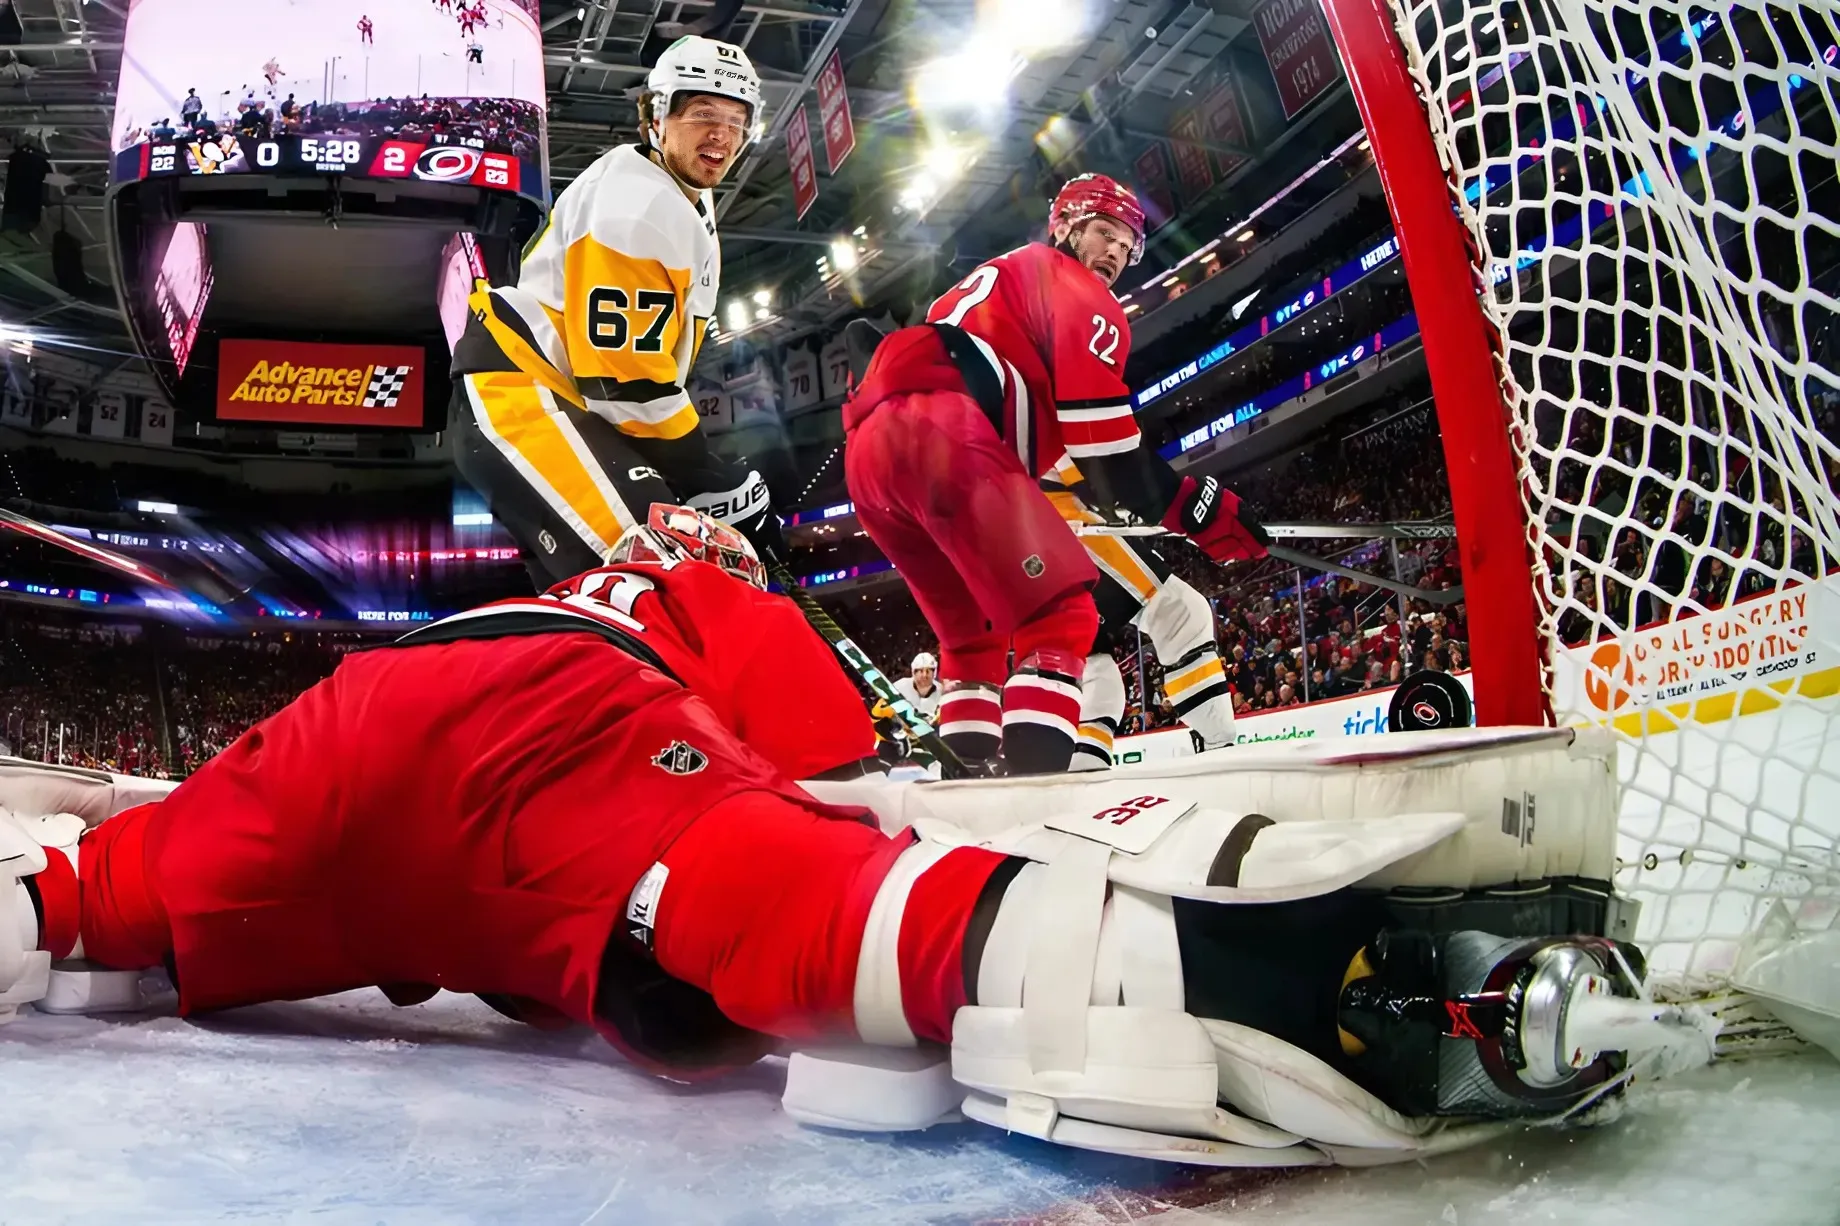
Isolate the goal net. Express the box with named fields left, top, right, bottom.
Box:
left=1317, top=0, right=1840, bottom=995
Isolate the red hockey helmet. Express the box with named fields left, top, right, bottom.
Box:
left=608, top=504, right=768, bottom=590
left=1050, top=173, right=1147, bottom=265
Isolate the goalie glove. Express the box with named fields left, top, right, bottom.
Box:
left=1159, top=475, right=1271, bottom=564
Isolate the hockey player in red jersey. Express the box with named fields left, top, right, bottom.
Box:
left=843, top=174, right=1269, bottom=775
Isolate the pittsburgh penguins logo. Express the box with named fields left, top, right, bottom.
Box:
left=652, top=740, right=708, bottom=775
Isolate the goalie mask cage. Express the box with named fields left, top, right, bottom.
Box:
left=1315, top=0, right=1840, bottom=993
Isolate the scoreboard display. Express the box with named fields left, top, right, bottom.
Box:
left=109, top=0, right=547, bottom=205
left=112, top=131, right=535, bottom=199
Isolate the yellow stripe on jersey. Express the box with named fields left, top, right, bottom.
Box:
left=463, top=370, right=636, bottom=552
left=1077, top=721, right=1115, bottom=751
left=562, top=237, right=693, bottom=393
left=616, top=401, right=701, bottom=440
left=1164, top=654, right=1226, bottom=698
left=1084, top=534, right=1162, bottom=601
left=471, top=288, right=584, bottom=411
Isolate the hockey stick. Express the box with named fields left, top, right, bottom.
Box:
left=768, top=564, right=969, bottom=779
left=1073, top=523, right=1466, bottom=606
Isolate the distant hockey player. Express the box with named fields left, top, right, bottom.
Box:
left=0, top=508, right=1671, bottom=1165
left=891, top=651, right=941, bottom=722
left=357, top=14, right=374, bottom=44
left=844, top=173, right=1268, bottom=775
left=451, top=36, right=784, bottom=590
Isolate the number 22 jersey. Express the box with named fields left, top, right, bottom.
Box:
left=923, top=241, right=1142, bottom=478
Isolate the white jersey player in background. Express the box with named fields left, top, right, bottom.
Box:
left=891, top=652, right=941, bottom=722
left=450, top=35, right=785, bottom=588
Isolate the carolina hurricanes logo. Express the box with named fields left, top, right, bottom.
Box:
left=652, top=740, right=708, bottom=775
left=1413, top=700, right=1441, bottom=724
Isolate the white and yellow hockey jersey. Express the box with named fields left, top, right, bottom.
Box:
left=465, top=144, right=720, bottom=441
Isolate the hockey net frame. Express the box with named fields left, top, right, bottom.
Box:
left=1314, top=0, right=1840, bottom=997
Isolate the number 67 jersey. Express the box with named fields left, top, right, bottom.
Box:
left=457, top=144, right=719, bottom=442
left=921, top=241, right=1141, bottom=479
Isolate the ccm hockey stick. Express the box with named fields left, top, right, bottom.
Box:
left=1073, top=522, right=1466, bottom=606
left=768, top=564, right=969, bottom=779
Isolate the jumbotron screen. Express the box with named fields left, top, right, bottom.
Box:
left=109, top=0, right=546, bottom=204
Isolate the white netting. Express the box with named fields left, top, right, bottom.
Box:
left=1383, top=0, right=1840, bottom=989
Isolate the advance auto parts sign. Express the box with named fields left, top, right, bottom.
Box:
left=1551, top=576, right=1840, bottom=730
left=216, top=339, right=426, bottom=428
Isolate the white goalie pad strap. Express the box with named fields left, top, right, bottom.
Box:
left=974, top=860, right=1041, bottom=1008
left=1114, top=886, right=1183, bottom=1010
left=852, top=839, right=955, bottom=1047
left=1024, top=834, right=1111, bottom=1073
left=959, top=1091, right=1330, bottom=1168
left=1090, top=892, right=1122, bottom=1006
left=0, top=758, right=177, bottom=829
left=782, top=1045, right=959, bottom=1132
left=1201, top=1018, right=1426, bottom=1149
left=953, top=1006, right=1300, bottom=1148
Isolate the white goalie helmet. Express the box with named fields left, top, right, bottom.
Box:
left=911, top=652, right=937, bottom=672
left=641, top=35, right=764, bottom=152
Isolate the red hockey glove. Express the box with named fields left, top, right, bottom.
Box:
left=1159, top=475, right=1271, bottom=564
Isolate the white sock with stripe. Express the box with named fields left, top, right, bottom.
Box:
left=1072, top=652, right=1124, bottom=772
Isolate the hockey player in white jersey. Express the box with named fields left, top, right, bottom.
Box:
left=451, top=35, right=784, bottom=586
left=891, top=652, right=942, bottom=723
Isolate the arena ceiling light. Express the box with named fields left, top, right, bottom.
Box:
left=724, top=300, right=750, bottom=334
left=987, top=0, right=1090, bottom=55
left=912, top=44, right=1022, bottom=118
left=829, top=237, right=860, bottom=273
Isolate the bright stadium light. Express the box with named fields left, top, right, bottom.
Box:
left=725, top=300, right=750, bottom=333
left=830, top=236, right=859, bottom=273
left=913, top=45, right=1020, bottom=116
left=989, top=0, right=1087, bottom=55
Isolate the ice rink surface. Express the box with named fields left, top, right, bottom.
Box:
left=2, top=987, right=1835, bottom=1225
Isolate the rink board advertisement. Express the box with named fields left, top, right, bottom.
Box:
left=1111, top=672, right=1478, bottom=764
left=1551, top=576, right=1840, bottom=725
left=110, top=0, right=546, bottom=204
left=215, top=339, right=425, bottom=428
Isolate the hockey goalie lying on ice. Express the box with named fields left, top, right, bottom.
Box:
left=0, top=507, right=1712, bottom=1168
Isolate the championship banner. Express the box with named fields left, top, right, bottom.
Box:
left=1253, top=0, right=1345, bottom=119
left=140, top=399, right=175, bottom=446
left=215, top=339, right=426, bottom=428
left=1200, top=76, right=1251, bottom=179
left=1168, top=106, right=1214, bottom=200
left=1132, top=142, right=1176, bottom=228
left=787, top=104, right=819, bottom=221
left=817, top=49, right=856, bottom=173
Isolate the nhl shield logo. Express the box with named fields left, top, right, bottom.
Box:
left=652, top=740, right=708, bottom=775
left=1022, top=554, right=1046, bottom=578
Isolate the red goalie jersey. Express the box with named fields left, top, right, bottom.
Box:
left=407, top=559, right=876, bottom=780
left=844, top=242, right=1140, bottom=480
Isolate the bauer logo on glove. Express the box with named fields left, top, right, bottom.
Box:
left=1160, top=474, right=1272, bottom=564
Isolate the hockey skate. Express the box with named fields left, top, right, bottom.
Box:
left=1338, top=928, right=1715, bottom=1120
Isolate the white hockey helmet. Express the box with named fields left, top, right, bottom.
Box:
left=641, top=35, right=764, bottom=152
left=911, top=652, right=938, bottom=672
